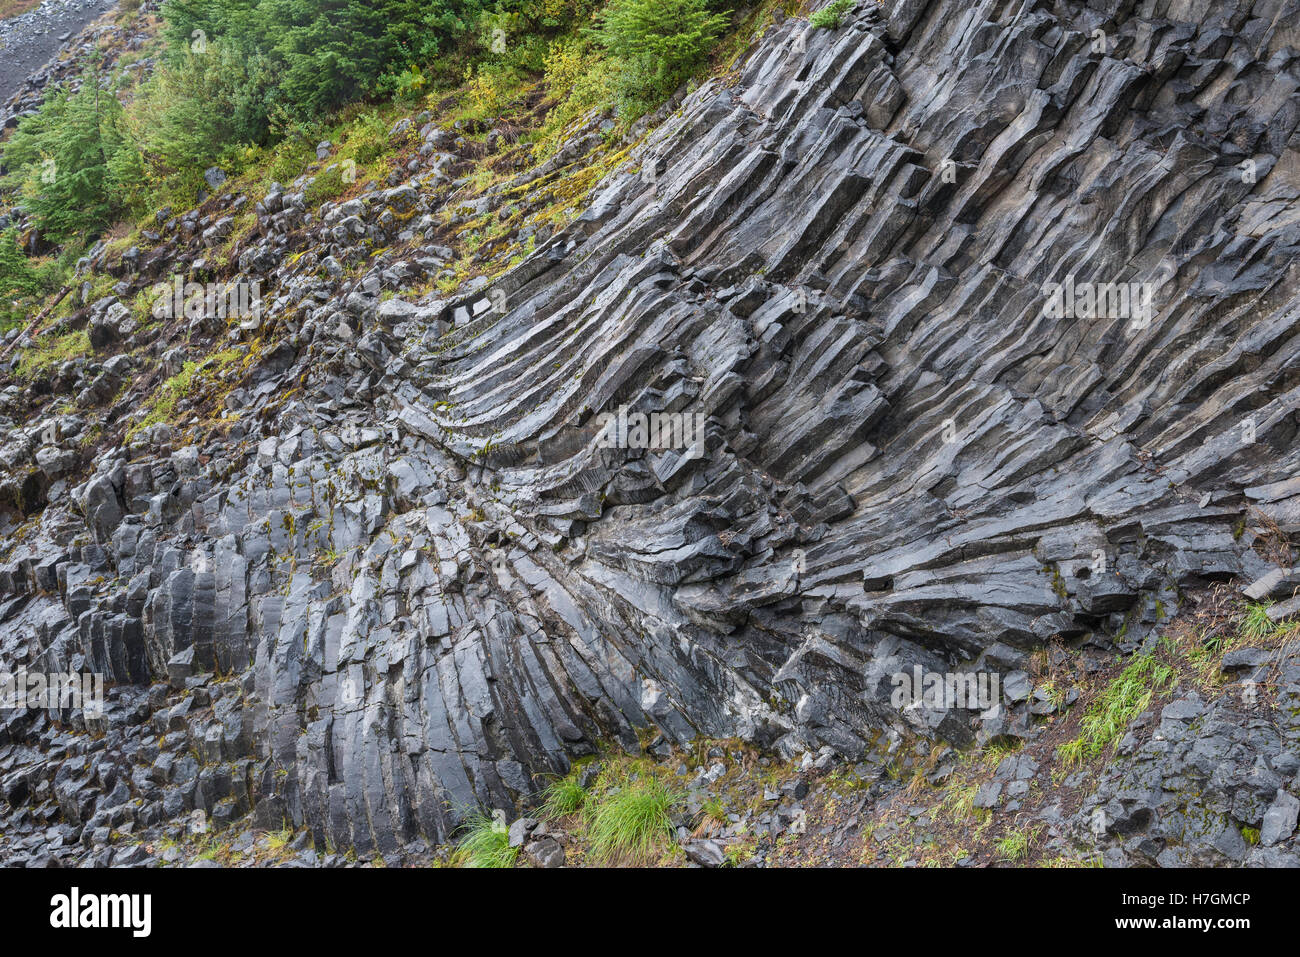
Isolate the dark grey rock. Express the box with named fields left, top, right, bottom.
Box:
left=682, top=839, right=726, bottom=867
left=1261, top=792, right=1299, bottom=847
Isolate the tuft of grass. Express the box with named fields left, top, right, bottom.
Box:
left=810, top=0, right=856, bottom=29
left=724, top=834, right=757, bottom=866
left=1058, top=655, right=1175, bottom=765
left=265, top=827, right=292, bottom=852
left=994, top=827, right=1040, bottom=863
left=192, top=834, right=229, bottom=863
left=585, top=774, right=681, bottom=865
left=994, top=833, right=1027, bottom=862
left=1239, top=601, right=1277, bottom=643
left=939, top=781, right=980, bottom=825
left=1173, top=625, right=1236, bottom=688
left=701, top=796, right=728, bottom=825
left=539, top=773, right=587, bottom=820
left=452, top=811, right=518, bottom=868
left=983, top=737, right=1023, bottom=765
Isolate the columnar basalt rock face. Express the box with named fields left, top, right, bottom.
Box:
left=3, top=0, right=1300, bottom=865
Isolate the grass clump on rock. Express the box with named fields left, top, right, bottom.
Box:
left=1058, top=654, right=1175, bottom=765
left=810, top=0, right=855, bottom=29
left=452, top=810, right=518, bottom=868
left=584, top=766, right=681, bottom=864
left=539, top=772, right=588, bottom=819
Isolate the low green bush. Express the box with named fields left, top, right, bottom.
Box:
left=131, top=42, right=276, bottom=193
left=597, top=0, right=730, bottom=107
left=1, top=83, right=142, bottom=242
left=810, top=0, right=855, bottom=29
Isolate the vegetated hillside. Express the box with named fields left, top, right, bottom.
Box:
left=1, top=0, right=1299, bottom=869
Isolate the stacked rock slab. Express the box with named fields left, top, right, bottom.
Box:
left=3, top=0, right=1300, bottom=863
